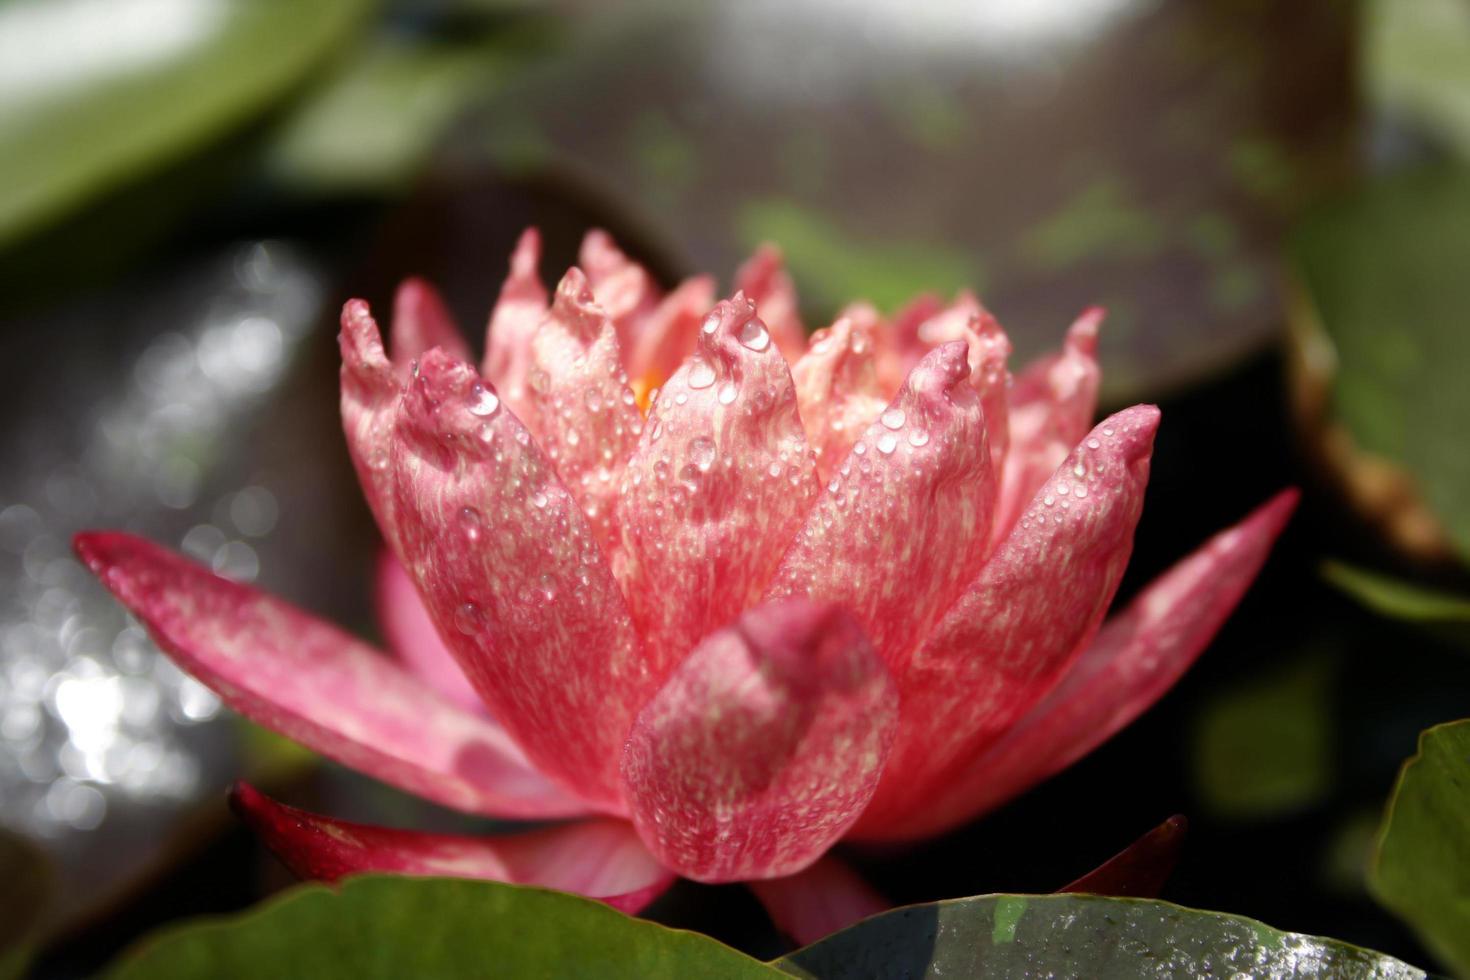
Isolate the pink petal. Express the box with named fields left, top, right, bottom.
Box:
left=522, top=268, right=643, bottom=547
left=73, top=532, right=587, bottom=819
left=579, top=228, right=661, bottom=353
left=390, top=278, right=470, bottom=367
left=1058, top=815, right=1188, bottom=898
left=376, top=551, right=482, bottom=714
left=995, top=308, right=1103, bottom=543
left=765, top=343, right=996, bottom=664
left=734, top=244, right=806, bottom=360
left=614, top=295, right=819, bottom=674
left=748, top=855, right=889, bottom=946
left=482, top=228, right=549, bottom=420
left=339, top=300, right=404, bottom=552
left=390, top=349, right=645, bottom=810
left=852, top=405, right=1159, bottom=838
left=790, top=314, right=889, bottom=480
left=621, top=601, right=897, bottom=883
left=914, top=293, right=1012, bottom=476
left=231, top=783, right=673, bottom=913
left=626, top=275, right=718, bottom=387
left=877, top=293, right=943, bottom=393
left=884, top=489, right=1296, bottom=839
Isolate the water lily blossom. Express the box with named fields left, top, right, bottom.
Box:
left=76, top=229, right=1295, bottom=944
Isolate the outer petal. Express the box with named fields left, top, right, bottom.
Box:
left=626, top=275, right=717, bottom=390
left=735, top=244, right=806, bottom=360
left=852, top=405, right=1159, bottom=838
left=914, top=293, right=1012, bottom=475
left=885, top=489, right=1296, bottom=839
left=376, top=551, right=482, bottom=713
left=621, top=601, right=897, bottom=883
left=614, top=295, right=819, bottom=672
left=1058, top=815, right=1188, bottom=898
left=524, top=269, right=643, bottom=546
left=391, top=349, right=645, bottom=809
left=482, top=228, right=549, bottom=420
left=790, top=314, right=888, bottom=480
left=995, top=308, right=1102, bottom=542
left=877, top=293, right=943, bottom=393
left=73, top=532, right=586, bottom=819
left=339, top=300, right=404, bottom=551
left=765, top=343, right=995, bottom=664
left=579, top=228, right=660, bottom=353
left=748, top=855, right=889, bottom=946
left=391, top=278, right=470, bottom=366
left=231, top=783, right=673, bottom=913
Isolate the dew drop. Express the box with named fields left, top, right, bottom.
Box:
left=738, top=317, right=771, bottom=351
left=853, top=442, right=867, bottom=456
left=767, top=461, right=783, bottom=478
left=584, top=390, right=604, bottom=412
left=908, top=429, right=930, bottom=447
left=880, top=408, right=906, bottom=430
left=701, top=312, right=721, bottom=335
left=690, top=436, right=717, bottom=472
left=531, top=491, right=549, bottom=509
left=688, top=360, right=716, bottom=390
left=454, top=602, right=484, bottom=635
left=876, top=433, right=898, bottom=455
left=467, top=384, right=499, bottom=417
left=458, top=507, right=483, bottom=541
left=1086, top=438, right=1101, bottom=450
left=717, top=381, right=738, bottom=405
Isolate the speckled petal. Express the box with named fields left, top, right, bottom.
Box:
left=614, top=295, right=819, bottom=674
left=523, top=269, right=643, bottom=547
left=376, top=551, right=482, bottom=714
left=791, top=314, right=888, bottom=480
left=852, top=405, right=1159, bottom=838
left=73, top=532, right=587, bottom=819
left=231, top=783, right=672, bottom=912
left=482, top=228, right=549, bottom=420
left=626, top=275, right=717, bottom=389
left=913, top=293, right=1012, bottom=475
left=748, top=855, right=889, bottom=946
left=579, top=228, right=660, bottom=354
left=390, top=277, right=471, bottom=367
left=621, top=601, right=896, bottom=883
left=876, top=293, right=943, bottom=393
left=765, top=343, right=995, bottom=664
left=734, top=244, right=806, bottom=360
left=338, top=300, right=404, bottom=551
left=391, top=349, right=645, bottom=809
left=996, top=308, right=1103, bottom=542
left=888, top=489, right=1296, bottom=839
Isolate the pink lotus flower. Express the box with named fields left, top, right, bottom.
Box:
left=76, top=229, right=1295, bottom=944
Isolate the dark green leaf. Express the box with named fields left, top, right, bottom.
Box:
left=774, top=894, right=1425, bottom=979
left=0, top=0, right=370, bottom=247
left=1370, top=720, right=1470, bottom=977
left=104, top=876, right=780, bottom=979
left=0, top=828, right=52, bottom=980
left=1323, top=561, right=1470, bottom=623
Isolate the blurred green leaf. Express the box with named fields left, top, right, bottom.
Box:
left=1291, top=166, right=1470, bottom=563
left=0, top=828, right=52, bottom=980
left=1193, top=654, right=1334, bottom=820
left=1371, top=720, right=1470, bottom=977
left=774, top=893, right=1425, bottom=978
left=1324, top=561, right=1470, bottom=623
left=104, top=876, right=779, bottom=979
left=0, top=0, right=370, bottom=247
left=1366, top=0, right=1470, bottom=157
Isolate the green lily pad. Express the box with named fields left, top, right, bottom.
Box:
left=0, top=828, right=52, bottom=980
left=774, top=894, right=1425, bottom=979
left=104, top=876, right=780, bottom=979
left=1324, top=561, right=1470, bottom=623
left=1370, top=720, right=1470, bottom=977
left=1290, top=166, right=1470, bottom=564
left=0, top=0, right=370, bottom=248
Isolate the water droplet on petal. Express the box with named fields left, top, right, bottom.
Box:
left=876, top=433, right=898, bottom=455
left=458, top=507, right=482, bottom=540
left=531, top=491, right=548, bottom=508
left=701, top=312, right=721, bottom=335
left=468, top=384, right=500, bottom=417
left=455, top=602, right=484, bottom=635
left=584, top=390, right=604, bottom=412
left=690, top=436, right=717, bottom=472
left=738, top=317, right=771, bottom=351
left=1086, top=438, right=1101, bottom=450
left=907, top=429, right=930, bottom=447
left=688, top=360, right=716, bottom=390
left=880, top=408, right=906, bottom=430
left=717, top=381, right=738, bottom=405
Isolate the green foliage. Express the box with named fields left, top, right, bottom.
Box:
left=1324, top=562, right=1470, bottom=624
left=0, top=828, right=52, bottom=980
left=1371, top=720, right=1470, bottom=977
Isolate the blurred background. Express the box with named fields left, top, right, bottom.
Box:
left=2, top=0, right=1469, bottom=975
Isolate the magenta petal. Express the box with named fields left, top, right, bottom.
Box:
left=74, top=533, right=587, bottom=819
left=748, top=855, right=889, bottom=946
left=376, top=551, right=482, bottom=714
left=853, top=405, right=1158, bottom=838
left=621, top=601, right=897, bottom=883
left=626, top=275, right=718, bottom=386
left=391, top=349, right=645, bottom=809
left=579, top=228, right=661, bottom=354
left=791, top=314, right=888, bottom=480
left=339, top=300, right=405, bottom=552
left=390, top=278, right=471, bottom=366
left=883, top=490, right=1297, bottom=839
left=1058, top=815, right=1188, bottom=899
left=734, top=244, right=807, bottom=360
left=482, top=228, right=550, bottom=420
left=231, top=783, right=672, bottom=912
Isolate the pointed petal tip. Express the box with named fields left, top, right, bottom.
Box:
left=339, top=299, right=389, bottom=369
left=908, top=341, right=973, bottom=399
left=1101, top=404, right=1161, bottom=464
left=399, top=348, right=501, bottom=453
